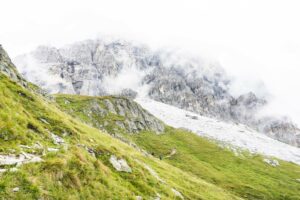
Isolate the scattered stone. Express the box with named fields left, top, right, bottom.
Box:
left=171, top=188, right=184, bottom=199
left=85, top=147, right=96, bottom=157
left=170, top=148, right=177, bottom=156
left=40, top=118, right=50, bottom=124
left=263, top=158, right=279, bottom=167
left=0, top=153, right=43, bottom=166
left=21, top=152, right=43, bottom=164
left=165, top=148, right=177, bottom=158
left=136, top=196, right=143, bottom=200
left=33, top=142, right=43, bottom=149
left=50, top=133, right=64, bottom=145
left=12, top=187, right=19, bottom=192
left=109, top=155, right=132, bottom=173
left=19, top=145, right=32, bottom=149
left=47, top=147, right=59, bottom=152
left=77, top=144, right=96, bottom=156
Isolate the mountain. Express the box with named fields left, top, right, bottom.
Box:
left=1, top=45, right=246, bottom=199
left=14, top=39, right=300, bottom=147
left=1, top=44, right=300, bottom=199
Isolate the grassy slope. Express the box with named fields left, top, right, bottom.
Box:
left=131, top=129, right=300, bottom=200
left=0, top=74, right=241, bottom=199
left=55, top=94, right=300, bottom=200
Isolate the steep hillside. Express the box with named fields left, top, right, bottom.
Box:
left=14, top=39, right=300, bottom=147
left=55, top=94, right=300, bottom=200
left=0, top=47, right=244, bottom=199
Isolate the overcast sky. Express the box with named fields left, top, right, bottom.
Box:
left=1, top=0, right=300, bottom=124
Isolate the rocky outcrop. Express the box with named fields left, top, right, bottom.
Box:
left=55, top=95, right=165, bottom=134
left=0, top=45, right=26, bottom=86
left=14, top=39, right=300, bottom=147
left=256, top=117, right=300, bottom=147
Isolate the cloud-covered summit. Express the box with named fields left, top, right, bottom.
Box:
left=14, top=38, right=300, bottom=147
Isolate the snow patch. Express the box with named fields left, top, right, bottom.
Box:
left=136, top=98, right=300, bottom=165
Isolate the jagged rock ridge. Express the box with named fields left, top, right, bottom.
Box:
left=14, top=39, right=300, bottom=147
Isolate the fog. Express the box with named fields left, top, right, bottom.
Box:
left=1, top=0, right=300, bottom=125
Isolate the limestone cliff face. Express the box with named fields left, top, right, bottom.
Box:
left=14, top=39, right=300, bottom=147
left=55, top=95, right=165, bottom=134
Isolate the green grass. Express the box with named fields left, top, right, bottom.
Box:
left=130, top=128, right=300, bottom=200
left=0, top=73, right=241, bottom=199
left=55, top=94, right=300, bottom=200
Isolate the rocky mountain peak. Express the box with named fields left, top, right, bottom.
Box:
left=14, top=39, right=300, bottom=147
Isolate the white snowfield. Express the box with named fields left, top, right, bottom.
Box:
left=136, top=98, right=300, bottom=165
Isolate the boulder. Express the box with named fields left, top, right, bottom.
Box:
left=109, top=155, right=132, bottom=173
left=263, top=158, right=279, bottom=167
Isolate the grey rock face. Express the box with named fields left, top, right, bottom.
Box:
left=144, top=65, right=233, bottom=120
left=256, top=117, right=300, bottom=147
left=101, top=97, right=165, bottom=133
left=58, top=96, right=165, bottom=134
left=0, top=45, right=26, bottom=86
left=15, top=39, right=300, bottom=147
